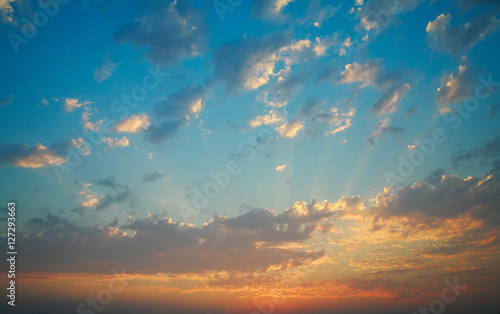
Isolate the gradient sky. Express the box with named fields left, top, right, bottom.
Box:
left=1, top=0, right=500, bottom=313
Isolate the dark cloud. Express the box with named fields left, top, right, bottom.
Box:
left=272, top=71, right=306, bottom=106
left=337, top=59, right=411, bottom=116
left=435, top=58, right=479, bottom=113
left=488, top=104, right=500, bottom=117
left=315, top=64, right=338, bottom=83
left=72, top=177, right=134, bottom=214
left=112, top=0, right=207, bottom=65
left=94, top=176, right=128, bottom=190
left=212, top=33, right=292, bottom=93
left=366, top=117, right=403, bottom=146
left=339, top=278, right=432, bottom=301
left=372, top=167, right=500, bottom=224
left=295, top=97, right=355, bottom=138
left=144, top=82, right=211, bottom=145
left=0, top=142, right=65, bottom=168
left=16, top=200, right=336, bottom=274
left=298, top=97, right=323, bottom=119
left=144, top=120, right=187, bottom=145
left=154, top=83, right=209, bottom=119
left=451, top=135, right=500, bottom=169
left=423, top=168, right=446, bottom=186
left=355, top=0, right=423, bottom=32
left=404, top=106, right=418, bottom=116
left=0, top=94, right=14, bottom=106
left=426, top=12, right=499, bottom=55
left=143, top=170, right=164, bottom=183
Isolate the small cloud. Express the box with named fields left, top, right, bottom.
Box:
left=407, top=145, right=417, bottom=151
left=405, top=106, right=417, bottom=116
left=143, top=171, right=164, bottom=183
left=277, top=120, right=304, bottom=138
left=252, top=0, right=295, bottom=20
left=489, top=104, right=500, bottom=118
left=0, top=94, right=14, bottom=106
left=102, top=136, right=129, bottom=149
left=276, top=164, right=287, bottom=172
left=367, top=117, right=403, bottom=146
left=70, top=138, right=91, bottom=156
left=249, top=110, right=284, bottom=128
left=435, top=58, right=478, bottom=114
left=0, top=142, right=65, bottom=168
left=34, top=185, right=45, bottom=192
left=147, top=153, right=153, bottom=159
left=114, top=113, right=150, bottom=133
left=42, top=98, right=49, bottom=106
left=337, top=59, right=411, bottom=116
left=94, top=61, right=117, bottom=83
left=64, top=98, right=92, bottom=112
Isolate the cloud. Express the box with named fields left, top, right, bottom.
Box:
left=0, top=94, right=14, bottom=106
left=337, top=59, right=411, bottom=115
left=313, top=34, right=339, bottom=56
left=102, top=136, right=130, bottom=149
left=297, top=0, right=338, bottom=27
left=276, top=164, right=286, bottom=172
left=489, top=104, right=500, bottom=117
left=94, top=176, right=129, bottom=191
left=144, top=120, right=187, bottom=145
left=212, top=33, right=292, bottom=92
left=366, top=117, right=403, bottom=146
left=249, top=110, right=284, bottom=128
left=63, top=98, right=92, bottom=112
left=144, top=83, right=210, bottom=145
left=435, top=58, right=478, bottom=113
left=0, top=142, right=65, bottom=168
left=70, top=138, right=91, bottom=156
left=154, top=83, right=208, bottom=120
left=272, top=71, right=306, bottom=106
left=19, top=199, right=340, bottom=274
left=277, top=120, right=304, bottom=138
left=451, top=135, right=500, bottom=169
left=455, top=0, right=500, bottom=10
left=94, top=61, right=117, bottom=83
left=426, top=13, right=499, bottom=55
left=114, top=113, right=150, bottom=133
left=315, top=65, right=338, bottom=83
left=355, top=0, right=423, bottom=32
left=0, top=0, right=15, bottom=24
left=251, top=0, right=295, bottom=20
left=143, top=170, right=163, bottom=183
left=73, top=178, right=134, bottom=214
left=371, top=168, right=500, bottom=225
left=296, top=97, right=356, bottom=137
left=112, top=0, right=207, bottom=65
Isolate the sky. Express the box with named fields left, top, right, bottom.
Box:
left=0, top=0, right=500, bottom=313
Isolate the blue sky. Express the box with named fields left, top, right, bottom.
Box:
left=1, top=0, right=500, bottom=313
